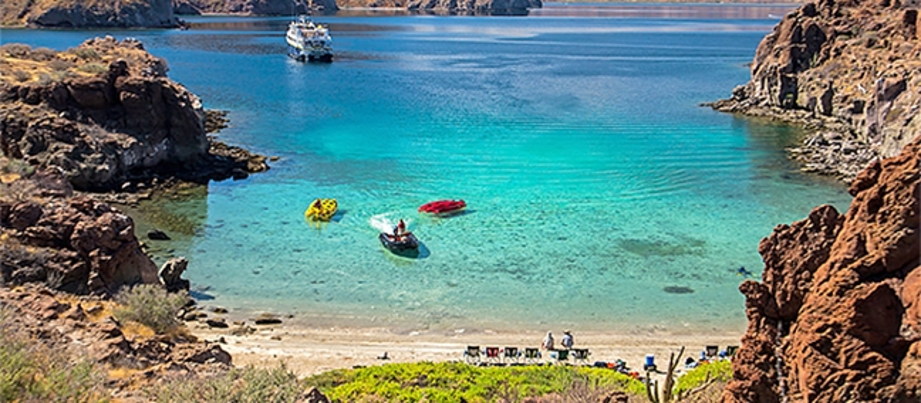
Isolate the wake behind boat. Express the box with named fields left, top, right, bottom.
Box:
left=286, top=15, right=333, bottom=62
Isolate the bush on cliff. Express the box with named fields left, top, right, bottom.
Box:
left=145, top=363, right=303, bottom=402
left=0, top=308, right=108, bottom=402
left=114, top=284, right=189, bottom=334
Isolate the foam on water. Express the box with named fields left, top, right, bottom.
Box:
left=4, top=4, right=850, bottom=334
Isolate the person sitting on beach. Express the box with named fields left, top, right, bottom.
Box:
left=541, top=331, right=554, bottom=350
left=561, top=330, right=573, bottom=349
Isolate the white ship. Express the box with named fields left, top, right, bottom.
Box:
left=286, top=15, right=333, bottom=62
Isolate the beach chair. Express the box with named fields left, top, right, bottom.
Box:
left=705, top=345, right=719, bottom=358
left=726, top=345, right=739, bottom=357
left=552, top=349, right=569, bottom=364
left=523, top=348, right=541, bottom=364
left=503, top=347, right=520, bottom=364
left=464, top=345, right=480, bottom=364
left=571, top=348, right=590, bottom=365
left=484, top=347, right=502, bottom=365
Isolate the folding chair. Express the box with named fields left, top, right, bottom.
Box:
left=705, top=345, right=718, bottom=358
left=571, top=348, right=590, bottom=365
left=552, top=349, right=569, bottom=364
left=503, top=347, right=520, bottom=364
left=523, top=348, right=541, bottom=364
left=464, top=345, right=480, bottom=364
left=726, top=345, right=739, bottom=357
left=484, top=347, right=502, bottom=365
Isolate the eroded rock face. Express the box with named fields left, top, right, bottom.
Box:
left=711, top=0, right=921, bottom=182
left=0, top=168, right=158, bottom=295
left=723, top=135, right=920, bottom=402
left=0, top=285, right=231, bottom=374
left=2, top=0, right=179, bottom=28
left=0, top=37, right=267, bottom=192
left=172, top=0, right=337, bottom=14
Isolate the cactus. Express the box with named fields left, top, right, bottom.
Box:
left=644, top=346, right=686, bottom=403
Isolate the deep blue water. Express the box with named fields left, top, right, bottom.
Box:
left=1, top=4, right=851, bottom=334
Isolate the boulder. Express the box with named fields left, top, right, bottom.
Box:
left=723, top=135, right=921, bottom=402
left=158, top=257, right=190, bottom=292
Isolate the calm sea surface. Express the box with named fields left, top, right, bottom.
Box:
left=2, top=3, right=851, bottom=334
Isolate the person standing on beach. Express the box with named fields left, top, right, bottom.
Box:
left=561, top=330, right=573, bottom=350
left=541, top=331, right=554, bottom=350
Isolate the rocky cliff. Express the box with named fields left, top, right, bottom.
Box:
left=0, top=37, right=268, bottom=192
left=711, top=0, right=920, bottom=183
left=0, top=164, right=159, bottom=295
left=333, top=0, right=539, bottom=13
left=172, top=0, right=337, bottom=15
left=2, top=0, right=178, bottom=28
left=723, top=134, right=920, bottom=402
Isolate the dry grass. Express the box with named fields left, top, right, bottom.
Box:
left=0, top=40, right=159, bottom=86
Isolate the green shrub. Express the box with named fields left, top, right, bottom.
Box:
left=1, top=43, right=31, bottom=58
left=146, top=363, right=304, bottom=402
left=674, top=360, right=732, bottom=398
left=29, top=47, right=57, bottom=62
left=305, top=361, right=645, bottom=402
left=72, top=47, right=100, bottom=60
left=77, top=63, right=108, bottom=74
left=48, top=59, right=74, bottom=72
left=0, top=308, right=108, bottom=402
left=11, top=70, right=31, bottom=83
left=114, top=284, right=189, bottom=334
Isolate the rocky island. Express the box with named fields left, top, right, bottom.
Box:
left=710, top=0, right=920, bottom=183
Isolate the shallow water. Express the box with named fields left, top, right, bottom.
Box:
left=3, top=3, right=851, bottom=334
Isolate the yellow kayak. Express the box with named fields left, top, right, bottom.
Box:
left=305, top=198, right=338, bottom=221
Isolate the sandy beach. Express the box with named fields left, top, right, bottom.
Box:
left=191, top=323, right=742, bottom=377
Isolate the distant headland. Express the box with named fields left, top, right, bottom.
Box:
left=709, top=0, right=921, bottom=183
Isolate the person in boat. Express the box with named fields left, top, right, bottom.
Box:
left=311, top=198, right=322, bottom=211
left=393, top=219, right=408, bottom=241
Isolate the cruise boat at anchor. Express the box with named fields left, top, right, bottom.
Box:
left=285, top=15, right=333, bottom=62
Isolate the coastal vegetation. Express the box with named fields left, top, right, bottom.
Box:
left=304, top=362, right=646, bottom=401
left=114, top=284, right=190, bottom=334
left=0, top=308, right=109, bottom=402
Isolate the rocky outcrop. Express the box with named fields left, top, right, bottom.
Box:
left=0, top=38, right=268, bottom=192
left=158, top=257, right=190, bottom=293
left=0, top=167, right=158, bottom=295
left=723, top=135, right=920, bottom=402
left=172, top=0, right=337, bottom=15
left=710, top=0, right=921, bottom=183
left=404, top=0, right=540, bottom=14
left=2, top=0, right=179, bottom=28
left=0, top=285, right=231, bottom=377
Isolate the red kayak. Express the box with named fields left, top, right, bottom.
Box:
left=419, top=199, right=466, bottom=215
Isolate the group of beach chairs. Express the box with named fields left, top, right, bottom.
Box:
left=462, top=346, right=591, bottom=366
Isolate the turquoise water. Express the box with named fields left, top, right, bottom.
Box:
left=2, top=4, right=851, bottom=334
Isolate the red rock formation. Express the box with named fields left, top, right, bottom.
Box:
left=723, top=135, right=920, bottom=402
left=0, top=167, right=158, bottom=295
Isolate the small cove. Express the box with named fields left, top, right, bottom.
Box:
left=4, top=3, right=852, bottom=335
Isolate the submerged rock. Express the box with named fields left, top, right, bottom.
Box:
left=662, top=286, right=694, bottom=294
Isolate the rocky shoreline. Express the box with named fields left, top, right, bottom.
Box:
left=709, top=0, right=920, bottom=184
